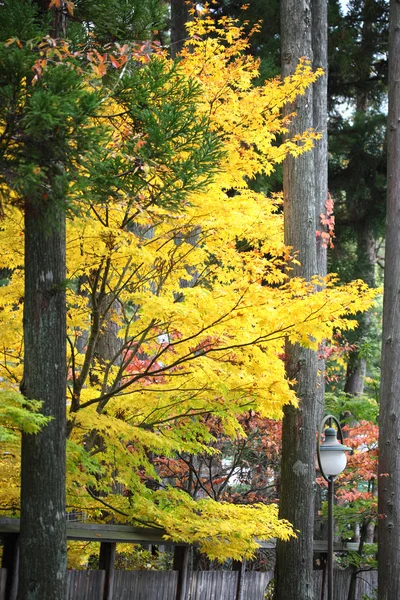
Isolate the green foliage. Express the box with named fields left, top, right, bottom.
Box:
left=339, top=542, right=377, bottom=572
left=362, top=591, right=377, bottom=600
left=0, top=44, right=109, bottom=220
left=328, top=0, right=388, bottom=108
left=0, top=390, right=50, bottom=442
left=324, top=391, right=378, bottom=424
left=0, top=0, right=43, bottom=42
left=264, top=578, right=274, bottom=599
left=109, top=58, right=224, bottom=210
left=329, top=111, right=387, bottom=274
left=72, top=0, right=167, bottom=44
left=0, top=10, right=223, bottom=220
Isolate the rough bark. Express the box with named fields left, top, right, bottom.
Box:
left=312, top=0, right=328, bottom=546
left=274, top=2, right=319, bottom=599
left=313, top=0, right=328, bottom=284
left=312, top=0, right=328, bottom=431
left=18, top=204, right=67, bottom=600
left=378, top=1, right=400, bottom=598
left=170, top=0, right=194, bottom=58
left=17, top=4, right=68, bottom=598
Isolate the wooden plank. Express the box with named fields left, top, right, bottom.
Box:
left=99, top=542, right=116, bottom=600
left=356, top=569, right=377, bottom=599
left=112, top=570, right=178, bottom=600
left=66, top=570, right=105, bottom=600
left=232, top=559, right=245, bottom=600
left=67, top=523, right=172, bottom=545
left=242, top=572, right=272, bottom=600
left=1, top=519, right=347, bottom=552
left=189, top=571, right=239, bottom=600
left=173, top=545, right=189, bottom=600
left=0, top=518, right=177, bottom=546
left=0, top=569, right=7, bottom=600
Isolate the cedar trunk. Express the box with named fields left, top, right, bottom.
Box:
left=312, top=0, right=328, bottom=546
left=313, top=0, right=328, bottom=283
left=274, top=2, right=319, bottom=599
left=378, top=1, right=400, bottom=598
left=17, top=6, right=68, bottom=597
left=312, top=0, right=328, bottom=432
left=17, top=203, right=67, bottom=600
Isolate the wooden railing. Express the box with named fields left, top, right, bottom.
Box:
left=0, top=518, right=377, bottom=600
left=0, top=567, right=378, bottom=600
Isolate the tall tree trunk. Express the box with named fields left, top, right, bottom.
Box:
left=18, top=204, right=67, bottom=600
left=312, top=0, right=328, bottom=423
left=378, top=1, right=400, bottom=598
left=170, top=0, right=194, bottom=58
left=18, top=4, right=67, bottom=599
left=313, top=0, right=328, bottom=284
left=312, top=0, right=328, bottom=545
left=274, top=2, right=321, bottom=599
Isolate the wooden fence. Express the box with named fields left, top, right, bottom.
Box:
left=313, top=569, right=377, bottom=600
left=67, top=570, right=106, bottom=600
left=0, top=570, right=6, bottom=600
left=188, top=571, right=273, bottom=600
left=0, top=567, right=377, bottom=600
left=112, top=570, right=178, bottom=600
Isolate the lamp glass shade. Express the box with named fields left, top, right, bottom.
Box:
left=319, top=449, right=347, bottom=477
left=319, top=426, right=351, bottom=477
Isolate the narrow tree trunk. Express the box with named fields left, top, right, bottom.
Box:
left=170, top=0, right=194, bottom=58
left=312, top=0, right=328, bottom=433
left=378, top=1, right=400, bottom=598
left=313, top=0, right=328, bottom=284
left=274, top=2, right=319, bottom=599
left=18, top=203, right=67, bottom=600
left=312, top=0, right=328, bottom=547
left=344, top=224, right=376, bottom=396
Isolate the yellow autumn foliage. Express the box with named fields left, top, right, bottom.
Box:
left=0, top=15, right=379, bottom=559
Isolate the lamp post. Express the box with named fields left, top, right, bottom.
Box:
left=317, top=415, right=351, bottom=600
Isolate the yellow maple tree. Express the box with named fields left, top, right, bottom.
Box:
left=0, top=14, right=378, bottom=560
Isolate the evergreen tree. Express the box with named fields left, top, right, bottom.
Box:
left=378, top=1, right=400, bottom=597
left=328, top=0, right=388, bottom=399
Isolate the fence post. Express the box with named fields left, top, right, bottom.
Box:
left=1, top=533, right=19, bottom=600
left=173, top=546, right=189, bottom=600
left=99, top=542, right=116, bottom=600
left=232, top=559, right=246, bottom=600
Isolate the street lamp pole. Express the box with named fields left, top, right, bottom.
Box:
left=317, top=415, right=351, bottom=600
left=327, top=475, right=334, bottom=600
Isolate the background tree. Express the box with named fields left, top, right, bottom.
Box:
left=328, top=0, right=388, bottom=400
left=378, top=0, right=400, bottom=597
left=274, top=0, right=323, bottom=598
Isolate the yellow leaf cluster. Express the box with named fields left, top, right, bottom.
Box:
left=0, top=15, right=379, bottom=557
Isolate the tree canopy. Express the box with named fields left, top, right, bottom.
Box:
left=0, top=3, right=378, bottom=563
